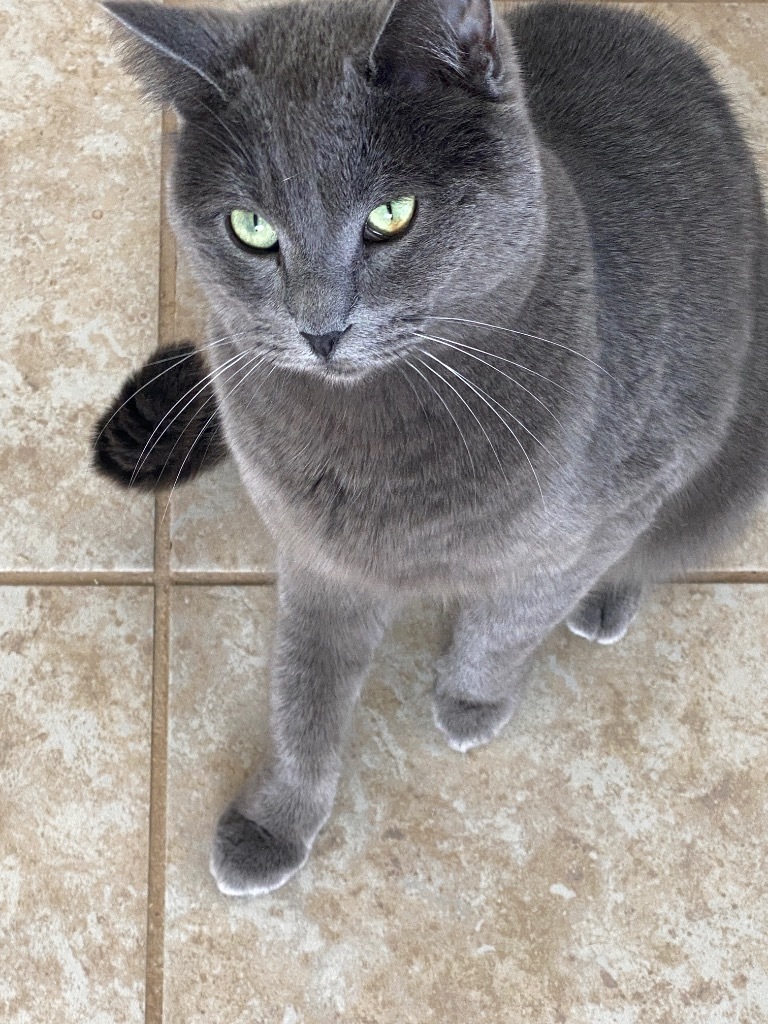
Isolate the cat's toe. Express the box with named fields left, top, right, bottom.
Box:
left=432, top=694, right=516, bottom=752
left=566, top=582, right=642, bottom=645
left=210, top=806, right=309, bottom=897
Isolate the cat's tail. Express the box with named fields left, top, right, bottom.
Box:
left=92, top=342, right=227, bottom=489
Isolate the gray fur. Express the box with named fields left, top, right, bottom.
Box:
left=105, top=0, right=768, bottom=894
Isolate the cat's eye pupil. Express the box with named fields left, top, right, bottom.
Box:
left=229, top=209, right=279, bottom=252
left=365, top=196, right=416, bottom=242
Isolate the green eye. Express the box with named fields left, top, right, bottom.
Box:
left=229, top=209, right=279, bottom=250
left=365, top=196, right=416, bottom=241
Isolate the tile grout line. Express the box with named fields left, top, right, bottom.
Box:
left=0, top=571, right=275, bottom=586
left=2, top=570, right=768, bottom=586
left=0, top=572, right=156, bottom=586
left=676, top=572, right=768, bottom=584
left=146, top=495, right=171, bottom=1024
left=170, top=570, right=277, bottom=585
left=144, top=105, right=177, bottom=1024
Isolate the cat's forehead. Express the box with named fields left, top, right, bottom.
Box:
left=228, top=1, right=380, bottom=104
left=218, top=4, right=380, bottom=186
left=181, top=0, right=500, bottom=217
left=220, top=75, right=371, bottom=218
left=228, top=59, right=369, bottom=159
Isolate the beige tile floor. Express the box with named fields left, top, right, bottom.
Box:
left=1, top=2, right=767, bottom=1023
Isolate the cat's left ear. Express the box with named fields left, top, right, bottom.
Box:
left=103, top=1, right=239, bottom=111
left=369, top=0, right=505, bottom=98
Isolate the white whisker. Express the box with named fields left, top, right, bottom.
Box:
left=94, top=336, right=235, bottom=444
left=130, top=350, right=248, bottom=485
left=404, top=358, right=478, bottom=502
left=415, top=332, right=568, bottom=431
left=242, top=360, right=279, bottom=415
left=424, top=315, right=622, bottom=387
left=161, top=395, right=215, bottom=513
left=414, top=354, right=508, bottom=487
left=418, top=349, right=547, bottom=509
left=419, top=348, right=553, bottom=457
left=162, top=354, right=267, bottom=520
left=396, top=365, right=440, bottom=469
left=421, top=333, right=577, bottom=396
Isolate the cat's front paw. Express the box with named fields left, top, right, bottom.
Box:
left=210, top=806, right=310, bottom=897
left=566, top=582, right=642, bottom=645
left=432, top=693, right=516, bottom=753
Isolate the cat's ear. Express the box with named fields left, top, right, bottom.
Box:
left=103, top=2, right=238, bottom=110
left=369, top=0, right=504, bottom=98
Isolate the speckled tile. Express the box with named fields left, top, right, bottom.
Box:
left=0, top=0, right=160, bottom=570
left=164, top=584, right=768, bottom=1023
left=170, top=461, right=276, bottom=572
left=0, top=587, right=153, bottom=1024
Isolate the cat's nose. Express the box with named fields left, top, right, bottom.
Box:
left=300, top=328, right=348, bottom=360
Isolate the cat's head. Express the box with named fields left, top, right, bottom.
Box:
left=106, top=0, right=545, bottom=382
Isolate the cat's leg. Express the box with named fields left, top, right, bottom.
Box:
left=566, top=580, right=643, bottom=645
left=210, top=563, right=391, bottom=896
left=434, top=575, right=597, bottom=752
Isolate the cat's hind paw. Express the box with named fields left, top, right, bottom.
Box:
left=566, top=582, right=642, bottom=645
left=210, top=806, right=309, bottom=897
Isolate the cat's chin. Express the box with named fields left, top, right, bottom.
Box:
left=297, top=362, right=380, bottom=387
left=321, top=367, right=373, bottom=386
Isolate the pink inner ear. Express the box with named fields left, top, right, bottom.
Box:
left=451, top=0, right=495, bottom=47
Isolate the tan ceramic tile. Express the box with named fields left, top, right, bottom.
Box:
left=170, top=461, right=276, bottom=572
left=165, top=584, right=768, bottom=1023
left=0, top=0, right=160, bottom=570
left=0, top=587, right=153, bottom=1023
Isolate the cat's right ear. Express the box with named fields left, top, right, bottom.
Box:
left=369, top=0, right=506, bottom=98
left=102, top=2, right=238, bottom=111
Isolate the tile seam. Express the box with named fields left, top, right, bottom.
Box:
left=673, top=571, right=768, bottom=584
left=145, top=495, right=171, bottom=1024
left=0, top=572, right=156, bottom=586
left=144, top=104, right=176, bottom=1024
left=169, top=570, right=277, bottom=585
left=3, top=570, right=768, bottom=586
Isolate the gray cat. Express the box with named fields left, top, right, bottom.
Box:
left=100, top=0, right=768, bottom=895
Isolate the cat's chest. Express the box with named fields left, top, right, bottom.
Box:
left=231, top=421, right=561, bottom=591
left=222, top=369, right=583, bottom=588
left=251, top=435, right=464, bottom=540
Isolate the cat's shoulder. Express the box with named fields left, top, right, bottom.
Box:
left=503, top=2, right=717, bottom=100
left=503, top=2, right=735, bottom=150
left=504, top=1, right=700, bottom=66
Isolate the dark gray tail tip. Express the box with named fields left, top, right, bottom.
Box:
left=91, top=342, right=228, bottom=492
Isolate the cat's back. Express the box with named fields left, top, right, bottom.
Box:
left=505, top=1, right=764, bottom=399
left=505, top=2, right=767, bottom=492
